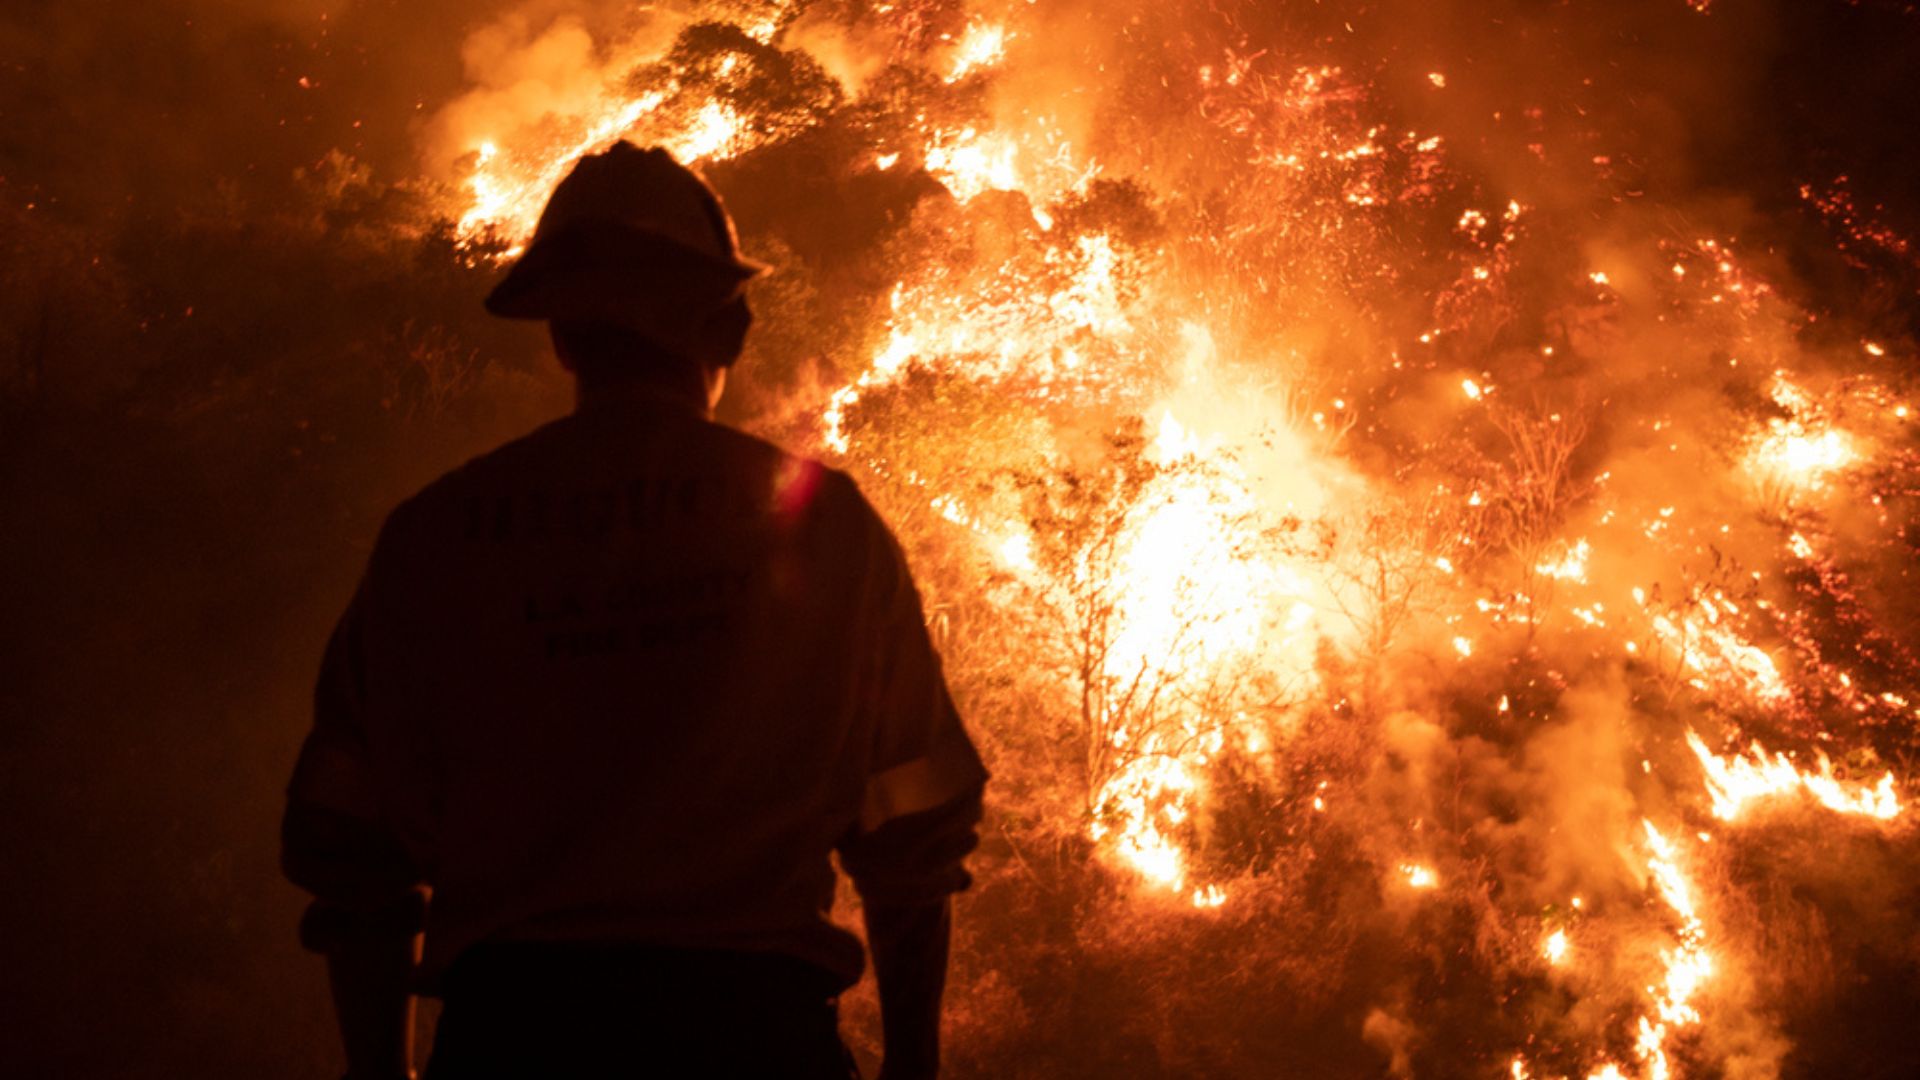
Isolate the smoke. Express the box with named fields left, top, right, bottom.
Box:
left=424, top=7, right=685, bottom=184
left=1362, top=1003, right=1420, bottom=1077
left=783, top=5, right=897, bottom=93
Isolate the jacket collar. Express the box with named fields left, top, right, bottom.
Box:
left=574, top=377, right=713, bottom=421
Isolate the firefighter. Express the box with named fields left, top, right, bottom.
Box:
left=282, top=141, right=988, bottom=1079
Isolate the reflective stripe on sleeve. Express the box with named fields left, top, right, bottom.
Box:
left=858, top=724, right=987, bottom=832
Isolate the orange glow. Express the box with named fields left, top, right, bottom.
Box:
left=1745, top=373, right=1858, bottom=496
left=945, top=22, right=1009, bottom=83
left=425, top=7, right=1920, bottom=1074
left=1544, top=928, right=1570, bottom=965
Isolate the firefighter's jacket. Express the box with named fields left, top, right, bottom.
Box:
left=282, top=386, right=987, bottom=988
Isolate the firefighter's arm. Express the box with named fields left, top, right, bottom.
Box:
left=296, top=873, right=425, bottom=1080
left=283, top=589, right=426, bottom=1080
left=838, top=481, right=989, bottom=1077
left=841, top=783, right=984, bottom=1080
left=865, top=895, right=952, bottom=1080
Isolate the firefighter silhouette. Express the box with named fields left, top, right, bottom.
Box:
left=284, top=142, right=987, bottom=1079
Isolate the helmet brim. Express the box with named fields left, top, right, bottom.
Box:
left=483, top=222, right=770, bottom=327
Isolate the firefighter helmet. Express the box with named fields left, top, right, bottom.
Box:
left=483, top=142, right=767, bottom=337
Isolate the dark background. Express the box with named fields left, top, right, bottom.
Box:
left=3, top=1, right=1918, bottom=1075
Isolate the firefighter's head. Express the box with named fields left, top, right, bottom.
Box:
left=483, top=142, right=765, bottom=406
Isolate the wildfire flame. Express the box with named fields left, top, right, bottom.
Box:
left=1746, top=373, right=1859, bottom=497
left=1629, top=822, right=1714, bottom=1080
left=1688, top=730, right=1902, bottom=822
left=1544, top=928, right=1570, bottom=966
left=431, top=2, right=1918, bottom=1074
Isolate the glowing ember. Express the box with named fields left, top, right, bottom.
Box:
left=1544, top=928, right=1570, bottom=966
left=1192, top=884, right=1228, bottom=909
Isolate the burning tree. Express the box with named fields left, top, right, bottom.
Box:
left=1015, top=416, right=1313, bottom=888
